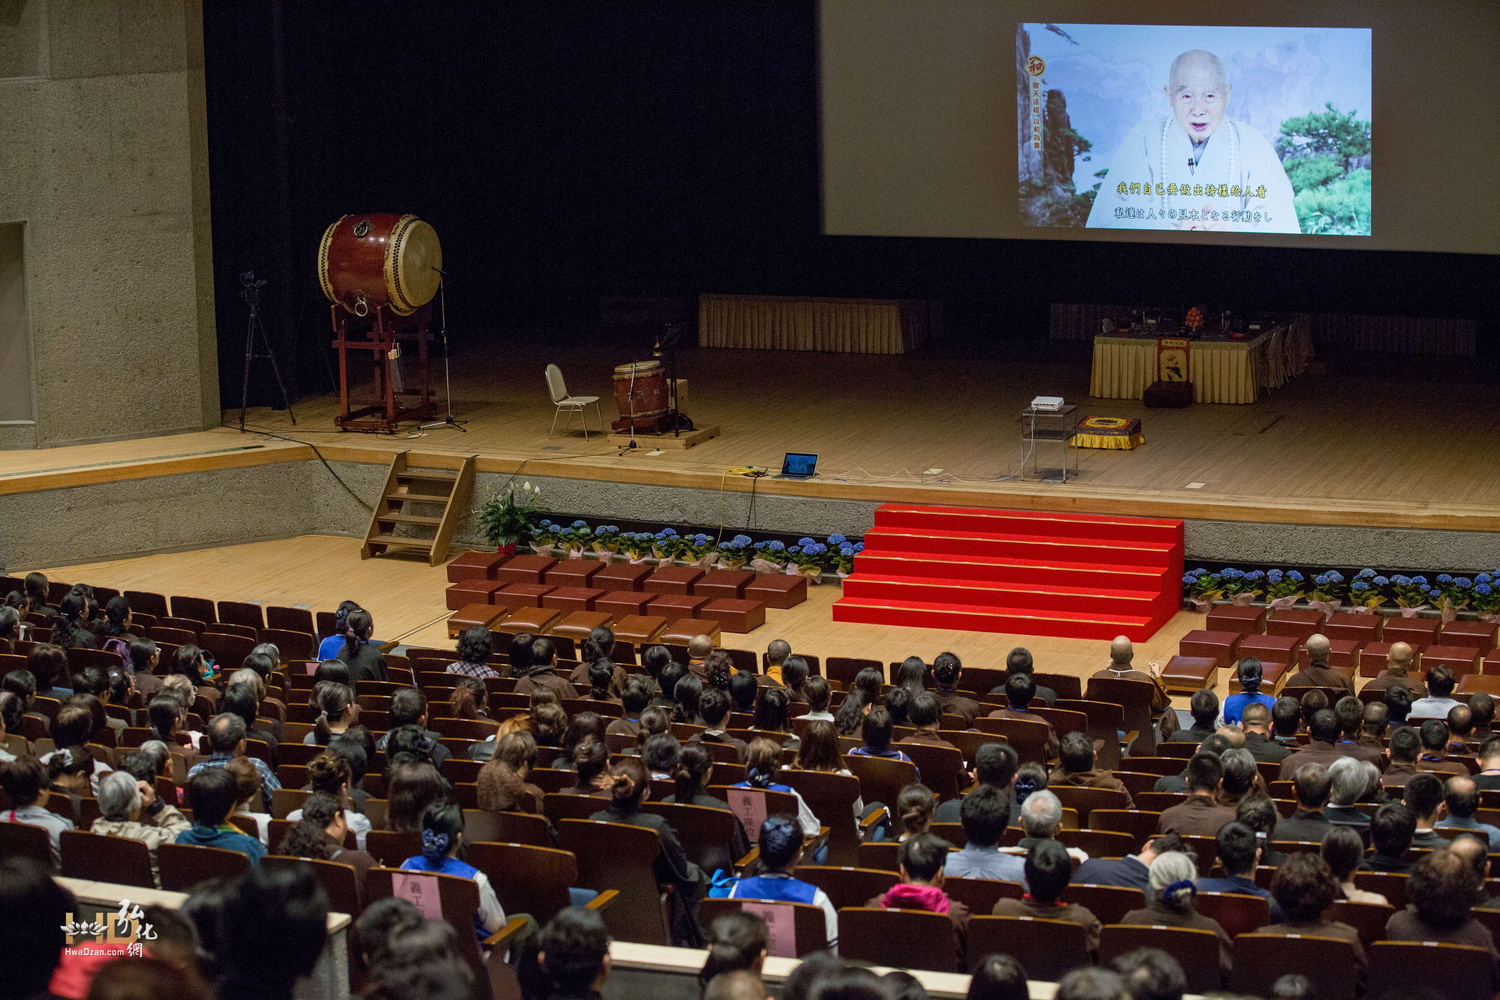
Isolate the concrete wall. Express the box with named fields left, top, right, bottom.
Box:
left=0, top=0, right=217, bottom=450
left=6, top=458, right=1500, bottom=574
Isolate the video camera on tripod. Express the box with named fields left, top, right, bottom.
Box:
left=239, top=269, right=268, bottom=304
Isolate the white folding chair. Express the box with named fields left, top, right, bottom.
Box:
left=545, top=363, right=601, bottom=439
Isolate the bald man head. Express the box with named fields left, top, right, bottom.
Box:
left=1388, top=642, right=1414, bottom=671
left=1164, top=49, right=1231, bottom=142
left=1110, top=636, right=1134, bottom=667
left=688, top=634, right=715, bottom=659
left=1305, top=634, right=1331, bottom=666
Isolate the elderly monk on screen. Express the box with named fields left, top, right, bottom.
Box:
left=1086, top=49, right=1299, bottom=233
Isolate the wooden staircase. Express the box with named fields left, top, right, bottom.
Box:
left=361, top=452, right=476, bottom=566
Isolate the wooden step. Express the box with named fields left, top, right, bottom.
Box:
left=375, top=512, right=444, bottom=526
left=385, top=491, right=452, bottom=503
left=397, top=470, right=458, bottom=482
left=368, top=533, right=435, bottom=549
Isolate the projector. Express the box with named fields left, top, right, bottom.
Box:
left=1030, top=396, right=1066, bottom=411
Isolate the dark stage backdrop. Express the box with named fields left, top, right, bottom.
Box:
left=203, top=1, right=1499, bottom=405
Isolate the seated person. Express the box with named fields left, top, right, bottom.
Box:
left=92, top=769, right=190, bottom=884
left=992, top=838, right=1102, bottom=956
left=1416, top=720, right=1468, bottom=777
left=0, top=756, right=74, bottom=863
left=690, top=688, right=748, bottom=761
left=606, top=675, right=655, bottom=739
left=865, top=832, right=971, bottom=972
left=732, top=738, right=820, bottom=837
left=936, top=742, right=1018, bottom=824
left=1409, top=665, right=1462, bottom=721
left=1002, top=788, right=1088, bottom=864
left=1403, top=773, right=1449, bottom=848
left=1289, top=634, right=1354, bottom=693
left=1196, top=821, right=1270, bottom=899
left=1437, top=775, right=1500, bottom=845
left=1157, top=753, right=1236, bottom=837
left=944, top=786, right=1025, bottom=882
left=1258, top=852, right=1366, bottom=974
left=985, top=675, right=1058, bottom=760
left=174, top=766, right=267, bottom=865
left=847, top=707, right=919, bottom=776
left=1273, top=764, right=1333, bottom=842
left=373, top=689, right=451, bottom=766
left=477, top=732, right=546, bottom=814
left=901, top=693, right=960, bottom=751
left=399, top=799, right=505, bottom=942
left=285, top=751, right=372, bottom=850
left=643, top=732, right=682, bottom=782
left=1119, top=852, right=1232, bottom=982
left=794, top=676, right=835, bottom=723
left=1074, top=834, right=1189, bottom=894
left=537, top=908, right=612, bottom=1000
left=1360, top=803, right=1418, bottom=873
left=276, top=791, right=377, bottom=884
left=1000, top=647, right=1057, bottom=706
left=1167, top=690, right=1220, bottom=745
left=730, top=814, right=838, bottom=951
left=1321, top=826, right=1387, bottom=905
left=1380, top=726, right=1423, bottom=789
left=1271, top=697, right=1303, bottom=749
left=1324, top=757, right=1374, bottom=834
left=1050, top=732, right=1134, bottom=807
left=1383, top=849, right=1500, bottom=988
left=1222, top=658, right=1275, bottom=725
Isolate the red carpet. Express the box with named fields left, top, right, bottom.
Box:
left=832, top=504, right=1183, bottom=641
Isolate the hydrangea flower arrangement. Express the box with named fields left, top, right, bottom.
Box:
left=618, top=531, right=653, bottom=562
left=1306, top=570, right=1346, bottom=605
left=752, top=539, right=789, bottom=569
left=1263, top=568, right=1307, bottom=601
left=650, top=527, right=682, bottom=561
left=789, top=540, right=829, bottom=574
left=718, top=534, right=753, bottom=569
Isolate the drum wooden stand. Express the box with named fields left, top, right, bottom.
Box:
left=331, top=302, right=435, bottom=432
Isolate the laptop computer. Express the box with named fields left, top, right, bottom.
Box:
left=774, top=452, right=818, bottom=480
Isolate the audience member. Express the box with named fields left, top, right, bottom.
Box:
left=1112, top=948, right=1186, bottom=1000
left=374, top=689, right=451, bottom=766
left=1240, top=703, right=1290, bottom=763
left=848, top=706, right=918, bottom=772
left=1270, top=697, right=1302, bottom=748
left=478, top=730, right=545, bottom=814
left=399, top=799, right=505, bottom=940
left=730, top=814, right=838, bottom=949
left=967, top=955, right=1031, bottom=1000
left=1361, top=803, right=1417, bottom=873
left=1166, top=690, right=1219, bottom=744
left=1323, top=757, right=1373, bottom=833
left=0, top=756, right=74, bottom=862
left=1051, top=731, right=1134, bottom=806
left=1290, top=634, right=1354, bottom=693
left=1196, top=822, right=1270, bottom=899
left=866, top=832, right=970, bottom=971
left=1363, top=642, right=1427, bottom=699
left=1403, top=772, right=1448, bottom=848
left=993, top=838, right=1102, bottom=955
left=795, top=676, right=835, bottom=722
left=1223, top=659, right=1275, bottom=725
left=1381, top=726, right=1423, bottom=789
left=985, top=675, right=1058, bottom=759
left=946, top=786, right=1025, bottom=882
left=1093, top=637, right=1171, bottom=715
left=1320, top=826, right=1387, bottom=905
left=1157, top=754, right=1235, bottom=836
left=1417, top=719, right=1468, bottom=776
left=536, top=908, right=612, bottom=999
left=1436, top=774, right=1500, bottom=844
left=1056, top=969, right=1130, bottom=1000
left=931, top=652, right=981, bottom=727
left=1119, top=852, right=1232, bottom=980
left=904, top=692, right=961, bottom=751
left=1274, top=764, right=1333, bottom=842
left=1410, top=665, right=1462, bottom=720
left=1074, top=834, right=1187, bottom=893
left=1258, top=853, right=1365, bottom=971
left=176, top=766, right=265, bottom=862
left=1004, top=647, right=1057, bottom=705
left=1383, top=849, right=1500, bottom=987
left=93, top=768, right=190, bottom=881
left=0, top=857, right=75, bottom=1000
left=937, top=742, right=1018, bottom=823
left=734, top=737, right=820, bottom=836
left=1218, top=748, right=1259, bottom=808
left=1277, top=710, right=1341, bottom=780
left=445, top=625, right=499, bottom=679
left=1476, top=736, right=1500, bottom=790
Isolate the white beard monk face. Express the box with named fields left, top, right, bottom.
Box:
left=1164, top=50, right=1230, bottom=143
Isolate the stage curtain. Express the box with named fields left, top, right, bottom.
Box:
left=1090, top=329, right=1281, bottom=404
left=698, top=294, right=939, bottom=353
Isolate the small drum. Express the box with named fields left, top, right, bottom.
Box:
left=318, top=213, right=443, bottom=317
left=613, top=360, right=668, bottom=419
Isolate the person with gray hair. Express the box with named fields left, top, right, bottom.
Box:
left=1119, top=852, right=1233, bottom=980
left=1005, top=789, right=1089, bottom=864
left=1218, top=748, right=1258, bottom=806
left=91, top=769, right=190, bottom=886
left=1324, top=757, right=1373, bottom=833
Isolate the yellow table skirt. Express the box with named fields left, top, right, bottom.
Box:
left=1089, top=330, right=1275, bottom=404
left=1071, top=431, right=1146, bottom=450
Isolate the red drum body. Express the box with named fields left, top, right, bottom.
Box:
left=613, top=361, right=667, bottom=419
left=318, top=213, right=442, bottom=316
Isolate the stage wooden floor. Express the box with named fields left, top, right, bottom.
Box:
left=4, top=338, right=1498, bottom=530
left=37, top=535, right=1215, bottom=705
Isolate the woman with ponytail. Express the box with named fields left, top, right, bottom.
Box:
left=732, top=738, right=820, bottom=838
left=698, top=910, right=768, bottom=989
left=585, top=660, right=619, bottom=705
left=317, top=600, right=363, bottom=661
left=49, top=593, right=97, bottom=650
left=305, top=681, right=358, bottom=746
left=590, top=757, right=708, bottom=947
left=398, top=799, right=507, bottom=941
left=95, top=595, right=135, bottom=666
left=337, top=608, right=388, bottom=684
left=1119, top=849, right=1233, bottom=977
left=663, top=744, right=749, bottom=870
left=895, top=783, right=936, bottom=842
left=569, top=624, right=628, bottom=695
left=23, top=572, right=57, bottom=619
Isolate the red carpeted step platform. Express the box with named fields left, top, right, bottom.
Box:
left=832, top=503, right=1183, bottom=642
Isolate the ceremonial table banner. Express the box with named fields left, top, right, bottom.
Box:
left=1089, top=329, right=1276, bottom=404
left=698, top=294, right=940, bottom=354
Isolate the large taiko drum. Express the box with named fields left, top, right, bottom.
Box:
left=318, top=213, right=442, bottom=317
left=613, top=360, right=668, bottom=419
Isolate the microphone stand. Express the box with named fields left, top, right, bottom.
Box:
left=420, top=268, right=467, bottom=433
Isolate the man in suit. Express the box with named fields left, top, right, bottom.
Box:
left=1092, top=636, right=1171, bottom=715
left=986, top=674, right=1058, bottom=761
left=1277, top=709, right=1343, bottom=781
left=1361, top=642, right=1428, bottom=700
left=1271, top=697, right=1303, bottom=749
left=936, top=741, right=1018, bottom=823
left=1051, top=731, right=1134, bottom=807
left=1403, top=772, right=1448, bottom=849
left=1195, top=821, right=1271, bottom=899
left=1273, top=763, right=1333, bottom=842
left=1074, top=833, right=1189, bottom=892
left=1288, top=633, right=1354, bottom=694
left=1157, top=753, right=1237, bottom=836
left=1380, top=726, right=1423, bottom=790
left=1153, top=733, right=1232, bottom=793
left=1165, top=689, right=1219, bottom=745
left=1324, top=756, right=1374, bottom=836
left=1241, top=703, right=1290, bottom=763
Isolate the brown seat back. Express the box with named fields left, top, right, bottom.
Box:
left=1230, top=933, right=1360, bottom=1000
left=796, top=865, right=897, bottom=912
left=700, top=898, right=829, bottom=956
left=967, top=914, right=1089, bottom=980
left=59, top=830, right=154, bottom=888
left=263, top=855, right=362, bottom=916
left=1099, top=924, right=1222, bottom=994
left=1368, top=941, right=1496, bottom=1000
left=1195, top=891, right=1269, bottom=939
left=468, top=840, right=579, bottom=927
left=156, top=842, right=252, bottom=892
left=839, top=906, right=961, bottom=972
left=558, top=818, right=672, bottom=945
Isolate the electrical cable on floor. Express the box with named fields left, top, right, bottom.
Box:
left=390, top=610, right=452, bottom=645
left=234, top=424, right=375, bottom=512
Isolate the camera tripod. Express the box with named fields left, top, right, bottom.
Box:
left=238, top=270, right=296, bottom=432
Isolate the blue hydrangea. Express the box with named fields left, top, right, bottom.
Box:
left=1245, top=570, right=1266, bottom=582
left=828, top=534, right=847, bottom=546
left=1478, top=573, right=1493, bottom=584
left=803, top=543, right=828, bottom=556
left=1476, top=583, right=1493, bottom=596
left=767, top=541, right=785, bottom=552
left=1456, top=577, right=1473, bottom=588
left=731, top=534, right=752, bottom=546
left=1191, top=567, right=1208, bottom=576
left=1351, top=581, right=1370, bottom=592
left=853, top=542, right=865, bottom=553
left=1413, top=575, right=1428, bottom=585
left=1437, top=574, right=1454, bottom=585
left=655, top=528, right=677, bottom=539
left=840, top=544, right=856, bottom=556
left=1267, top=569, right=1284, bottom=582
left=1182, top=573, right=1199, bottom=584
left=1325, top=571, right=1344, bottom=583
left=1392, top=575, right=1412, bottom=586
left=571, top=519, right=587, bottom=528
left=1356, top=568, right=1376, bottom=579
left=1420, top=584, right=1435, bottom=594
left=1221, top=568, right=1244, bottom=579
left=540, top=519, right=555, bottom=528
left=1287, top=570, right=1304, bottom=582
left=693, top=534, right=711, bottom=545
left=1374, top=576, right=1389, bottom=586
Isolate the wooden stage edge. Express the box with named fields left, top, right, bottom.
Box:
left=3, top=430, right=1499, bottom=533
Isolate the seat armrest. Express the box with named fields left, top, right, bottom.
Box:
left=483, top=915, right=531, bottom=951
